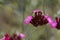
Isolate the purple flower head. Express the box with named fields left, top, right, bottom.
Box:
left=45, top=15, right=57, bottom=28
left=30, top=12, right=48, bottom=27
left=24, top=16, right=33, bottom=25
left=24, top=10, right=48, bottom=27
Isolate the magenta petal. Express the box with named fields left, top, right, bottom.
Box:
left=5, top=37, right=10, bottom=40
left=45, top=15, right=57, bottom=28
left=45, top=15, right=53, bottom=23
left=0, top=36, right=10, bottom=40
left=0, top=37, right=5, bottom=40
left=50, top=22, right=57, bottom=28
left=24, top=16, right=33, bottom=25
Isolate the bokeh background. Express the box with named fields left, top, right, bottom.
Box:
left=0, top=0, right=60, bottom=40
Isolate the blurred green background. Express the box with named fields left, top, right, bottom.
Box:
left=0, top=0, right=60, bottom=40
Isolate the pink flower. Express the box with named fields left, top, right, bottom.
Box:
left=0, top=33, right=25, bottom=40
left=0, top=34, right=10, bottom=40
left=24, top=16, right=33, bottom=25
left=19, top=33, right=25, bottom=39
left=45, top=15, right=57, bottom=28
